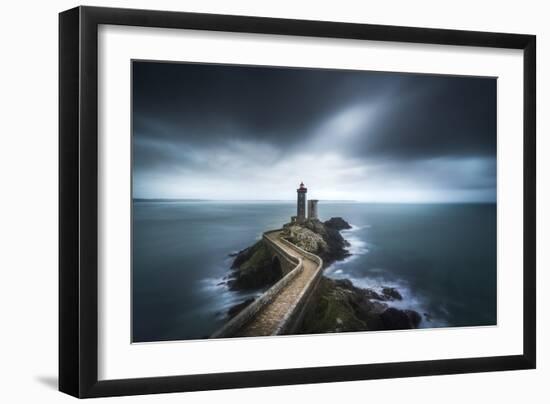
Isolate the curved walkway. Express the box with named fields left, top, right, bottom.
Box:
left=234, top=230, right=322, bottom=337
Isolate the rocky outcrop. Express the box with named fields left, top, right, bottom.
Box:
left=228, top=217, right=351, bottom=294
left=380, top=308, right=421, bottom=329
left=324, top=217, right=352, bottom=231
left=280, top=225, right=328, bottom=255
left=382, top=287, right=403, bottom=301
left=282, top=218, right=350, bottom=266
left=226, top=240, right=283, bottom=291
left=224, top=216, right=421, bottom=332
left=298, top=277, right=421, bottom=334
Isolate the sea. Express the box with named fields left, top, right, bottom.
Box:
left=132, top=201, right=497, bottom=342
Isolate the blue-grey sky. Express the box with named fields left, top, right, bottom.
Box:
left=132, top=61, right=496, bottom=202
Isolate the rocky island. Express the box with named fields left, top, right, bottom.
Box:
left=225, top=215, right=422, bottom=333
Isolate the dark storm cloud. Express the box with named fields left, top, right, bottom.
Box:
left=132, top=61, right=497, bottom=201
left=133, top=62, right=407, bottom=149
left=359, top=76, right=496, bottom=160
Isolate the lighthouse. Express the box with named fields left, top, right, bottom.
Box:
left=296, top=182, right=307, bottom=223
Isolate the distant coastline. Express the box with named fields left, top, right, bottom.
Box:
left=133, top=198, right=211, bottom=202
left=133, top=198, right=495, bottom=204
left=133, top=198, right=360, bottom=203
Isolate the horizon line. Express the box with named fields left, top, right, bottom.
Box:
left=132, top=197, right=496, bottom=204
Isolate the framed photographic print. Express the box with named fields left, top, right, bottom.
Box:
left=59, top=6, right=536, bottom=398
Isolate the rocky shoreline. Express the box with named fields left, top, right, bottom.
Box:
left=299, top=277, right=421, bottom=334
left=226, top=241, right=282, bottom=290
left=224, top=217, right=422, bottom=332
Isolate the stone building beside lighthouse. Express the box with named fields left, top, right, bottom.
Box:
left=307, top=199, right=318, bottom=220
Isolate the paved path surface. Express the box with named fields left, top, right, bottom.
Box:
left=236, top=231, right=320, bottom=337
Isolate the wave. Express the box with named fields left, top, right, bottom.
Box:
left=347, top=275, right=447, bottom=328
left=325, top=223, right=369, bottom=275
left=325, top=223, right=448, bottom=328
left=199, top=276, right=229, bottom=292
left=198, top=276, right=262, bottom=320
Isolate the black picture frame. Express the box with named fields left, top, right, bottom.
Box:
left=59, top=5, right=536, bottom=398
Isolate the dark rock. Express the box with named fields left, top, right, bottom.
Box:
left=324, top=217, right=352, bottom=230
left=227, top=298, right=255, bottom=319
left=298, top=277, right=392, bottom=334
left=363, top=288, right=385, bottom=300
left=382, top=287, right=403, bottom=301
left=405, top=310, right=422, bottom=328
left=380, top=307, right=421, bottom=330
left=227, top=240, right=283, bottom=290
left=298, top=276, right=422, bottom=334
left=298, top=277, right=369, bottom=334
left=321, top=225, right=351, bottom=265
left=333, top=278, right=354, bottom=289
left=380, top=308, right=412, bottom=330
left=230, top=246, right=256, bottom=269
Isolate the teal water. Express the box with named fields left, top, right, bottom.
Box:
left=132, top=201, right=496, bottom=342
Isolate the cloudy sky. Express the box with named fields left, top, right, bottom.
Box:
left=132, top=61, right=496, bottom=202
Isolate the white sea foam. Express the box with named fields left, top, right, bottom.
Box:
left=341, top=275, right=447, bottom=328
left=325, top=223, right=369, bottom=275
left=325, top=223, right=448, bottom=328
left=198, top=276, right=262, bottom=320
left=199, top=276, right=229, bottom=292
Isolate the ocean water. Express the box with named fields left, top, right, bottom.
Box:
left=132, top=201, right=496, bottom=342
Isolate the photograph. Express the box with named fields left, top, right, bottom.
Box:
left=53, top=3, right=538, bottom=399
left=131, top=61, right=497, bottom=343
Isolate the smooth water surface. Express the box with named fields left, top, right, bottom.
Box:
left=132, top=201, right=496, bottom=342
